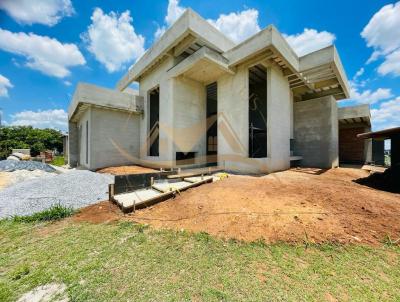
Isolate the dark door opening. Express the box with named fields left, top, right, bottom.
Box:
left=206, top=82, right=218, bottom=165
left=176, top=152, right=196, bottom=165
left=148, top=87, right=159, bottom=156
left=249, top=64, right=267, bottom=158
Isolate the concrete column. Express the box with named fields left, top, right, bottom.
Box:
left=68, top=122, right=78, bottom=167
left=293, top=96, right=339, bottom=168
left=390, top=135, right=399, bottom=166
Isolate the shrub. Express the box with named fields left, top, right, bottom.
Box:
left=12, top=204, right=74, bottom=223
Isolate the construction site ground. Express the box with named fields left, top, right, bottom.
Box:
left=96, top=165, right=158, bottom=175
left=76, top=167, right=400, bottom=245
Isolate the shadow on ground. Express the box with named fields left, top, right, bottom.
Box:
left=354, top=164, right=400, bottom=194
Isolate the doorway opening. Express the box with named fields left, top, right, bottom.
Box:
left=148, top=86, right=159, bottom=156
left=249, top=64, right=267, bottom=158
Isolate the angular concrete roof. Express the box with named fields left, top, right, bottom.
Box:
left=69, top=83, right=143, bottom=122
left=338, top=104, right=371, bottom=126
left=117, top=8, right=350, bottom=102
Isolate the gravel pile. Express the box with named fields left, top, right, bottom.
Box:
left=0, top=170, right=114, bottom=219
left=0, top=160, right=56, bottom=173
left=5, top=170, right=55, bottom=188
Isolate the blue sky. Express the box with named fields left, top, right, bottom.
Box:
left=0, top=0, right=399, bottom=132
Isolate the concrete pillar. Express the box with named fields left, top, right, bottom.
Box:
left=68, top=122, right=78, bottom=167
left=293, top=96, right=338, bottom=168
left=390, top=135, right=400, bottom=166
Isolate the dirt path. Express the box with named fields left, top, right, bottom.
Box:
left=75, top=168, right=400, bottom=245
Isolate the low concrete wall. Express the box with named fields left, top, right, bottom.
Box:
left=294, top=96, right=338, bottom=168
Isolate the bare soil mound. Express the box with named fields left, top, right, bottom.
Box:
left=128, top=168, right=400, bottom=245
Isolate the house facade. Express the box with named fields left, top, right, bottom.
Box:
left=68, top=9, right=356, bottom=173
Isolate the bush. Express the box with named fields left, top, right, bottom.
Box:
left=12, top=204, right=74, bottom=223
left=50, top=156, right=65, bottom=167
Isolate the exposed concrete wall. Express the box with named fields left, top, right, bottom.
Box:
left=294, top=96, right=339, bottom=168
left=217, top=63, right=291, bottom=173
left=173, top=76, right=206, bottom=164
left=68, top=122, right=78, bottom=167
left=77, top=108, right=91, bottom=169
left=267, top=66, right=291, bottom=172
left=90, top=107, right=140, bottom=170
left=139, top=57, right=175, bottom=168
left=218, top=64, right=249, bottom=172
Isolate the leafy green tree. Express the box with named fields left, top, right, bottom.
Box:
left=0, top=126, right=64, bottom=159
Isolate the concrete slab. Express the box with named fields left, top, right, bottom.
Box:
left=113, top=188, right=163, bottom=208
left=184, top=176, right=214, bottom=183
left=152, top=181, right=193, bottom=193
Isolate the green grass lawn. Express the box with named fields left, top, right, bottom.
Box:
left=50, top=156, right=65, bottom=166
left=0, top=220, right=399, bottom=301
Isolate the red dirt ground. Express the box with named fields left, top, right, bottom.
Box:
left=96, top=165, right=158, bottom=175
left=75, top=168, right=400, bottom=245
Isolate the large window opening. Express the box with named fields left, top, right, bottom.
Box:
left=206, top=82, right=218, bottom=165
left=148, top=86, right=159, bottom=156
left=249, top=64, right=267, bottom=158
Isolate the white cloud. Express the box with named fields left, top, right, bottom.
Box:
left=361, top=2, right=400, bottom=78
left=371, top=97, right=400, bottom=130
left=354, top=67, right=365, bottom=79
left=63, top=80, right=72, bottom=86
left=10, top=109, right=68, bottom=131
left=0, top=0, right=74, bottom=26
left=165, top=0, right=185, bottom=26
left=156, top=2, right=261, bottom=43
left=350, top=84, right=393, bottom=104
left=154, top=0, right=185, bottom=40
left=0, top=29, right=85, bottom=78
left=0, top=74, right=13, bottom=98
left=361, top=2, right=400, bottom=59
left=208, top=9, right=261, bottom=43
left=284, top=28, right=336, bottom=57
left=154, top=26, right=166, bottom=41
left=83, top=8, right=145, bottom=73
left=377, top=49, right=400, bottom=77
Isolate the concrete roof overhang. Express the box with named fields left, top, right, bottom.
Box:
left=69, top=83, right=144, bottom=122
left=338, top=104, right=371, bottom=126
left=357, top=127, right=400, bottom=140
left=167, top=46, right=234, bottom=84
left=116, top=8, right=351, bottom=104
left=116, top=9, right=235, bottom=91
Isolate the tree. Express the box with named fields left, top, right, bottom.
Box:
left=0, top=126, right=64, bottom=159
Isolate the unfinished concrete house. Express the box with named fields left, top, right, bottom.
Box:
left=69, top=9, right=358, bottom=173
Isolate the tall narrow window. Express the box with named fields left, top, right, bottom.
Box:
left=249, top=64, right=267, bottom=158
left=148, top=87, right=160, bottom=156
left=206, top=82, right=218, bottom=165
left=86, top=120, right=89, bottom=164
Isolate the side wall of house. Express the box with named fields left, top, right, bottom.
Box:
left=293, top=96, right=339, bottom=168
left=90, top=107, right=141, bottom=170
left=173, top=76, right=207, bottom=164
left=218, top=63, right=291, bottom=173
